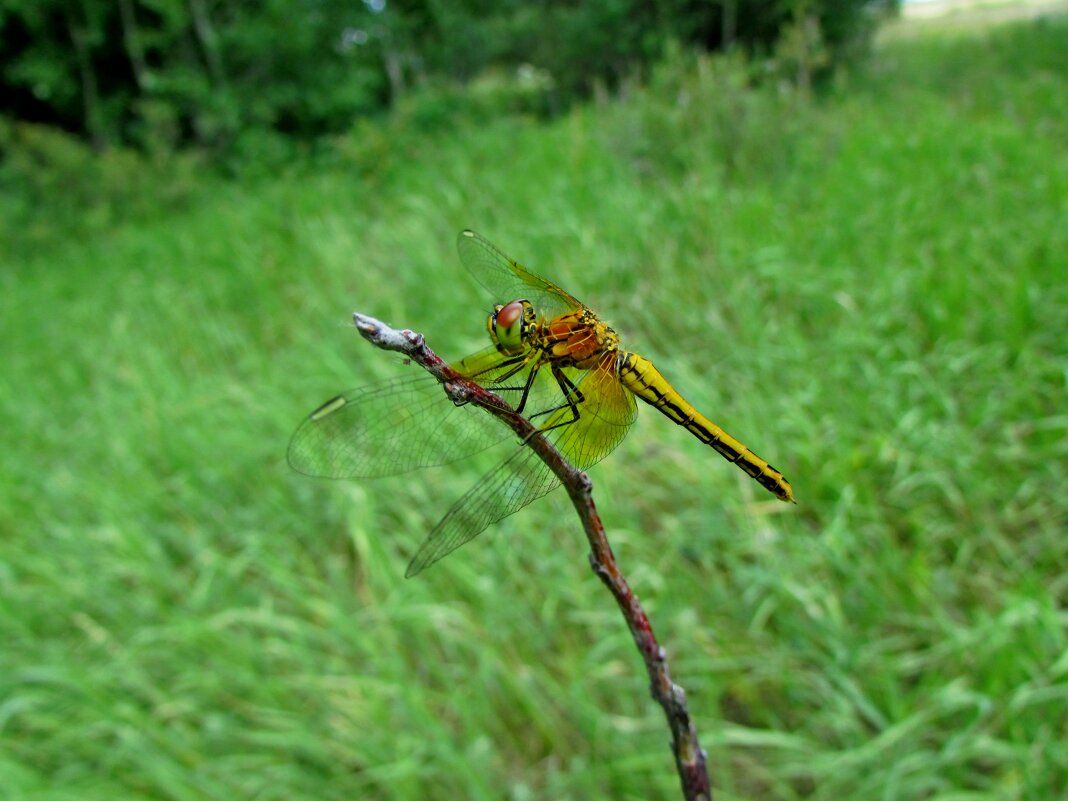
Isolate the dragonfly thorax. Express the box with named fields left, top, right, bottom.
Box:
left=488, top=299, right=536, bottom=355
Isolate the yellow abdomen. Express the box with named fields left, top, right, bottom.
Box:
left=616, top=350, right=795, bottom=503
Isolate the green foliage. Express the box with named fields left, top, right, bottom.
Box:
left=611, top=44, right=821, bottom=185
left=0, top=0, right=895, bottom=156
left=3, top=15, right=1067, bottom=801
left=0, top=118, right=205, bottom=254
left=0, top=0, right=387, bottom=153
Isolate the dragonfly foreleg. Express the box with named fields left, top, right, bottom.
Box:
left=452, top=353, right=531, bottom=407
left=510, top=355, right=545, bottom=415
left=469, top=352, right=545, bottom=416
left=468, top=353, right=529, bottom=383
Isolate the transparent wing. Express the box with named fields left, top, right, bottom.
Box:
left=553, top=351, right=638, bottom=468
left=405, top=439, right=558, bottom=577
left=458, top=230, right=581, bottom=319
left=288, top=346, right=522, bottom=478
left=405, top=353, right=637, bottom=576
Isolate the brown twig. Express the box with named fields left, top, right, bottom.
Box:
left=354, top=312, right=713, bottom=801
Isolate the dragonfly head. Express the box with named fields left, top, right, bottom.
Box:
left=488, top=299, right=534, bottom=354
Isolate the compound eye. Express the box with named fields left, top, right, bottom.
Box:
left=493, top=300, right=526, bottom=350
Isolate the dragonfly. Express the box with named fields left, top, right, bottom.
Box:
left=289, top=230, right=795, bottom=577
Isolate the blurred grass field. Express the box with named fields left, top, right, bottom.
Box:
left=2, top=16, right=1067, bottom=801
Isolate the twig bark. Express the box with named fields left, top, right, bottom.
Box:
left=353, top=312, right=713, bottom=801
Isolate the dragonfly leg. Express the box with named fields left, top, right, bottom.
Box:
left=453, top=352, right=531, bottom=407
left=469, top=352, right=545, bottom=416
left=526, top=363, right=584, bottom=433
left=510, top=355, right=546, bottom=415
left=467, top=352, right=529, bottom=383
left=468, top=352, right=585, bottom=436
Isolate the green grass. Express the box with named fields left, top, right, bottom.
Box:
left=3, top=16, right=1067, bottom=801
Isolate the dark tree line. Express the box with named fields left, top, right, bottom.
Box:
left=0, top=0, right=895, bottom=154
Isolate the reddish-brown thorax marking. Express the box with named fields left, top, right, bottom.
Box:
left=539, top=309, right=619, bottom=370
